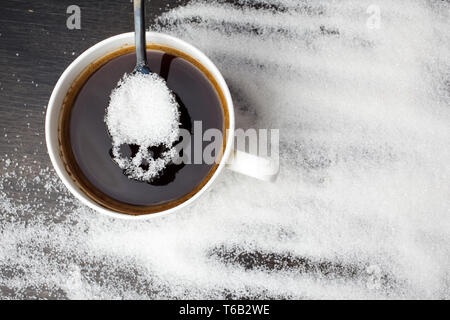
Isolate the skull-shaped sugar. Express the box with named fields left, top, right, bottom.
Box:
left=105, top=72, right=180, bottom=182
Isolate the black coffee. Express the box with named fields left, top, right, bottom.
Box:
left=60, top=46, right=228, bottom=214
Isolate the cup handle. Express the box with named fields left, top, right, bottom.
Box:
left=226, top=149, right=279, bottom=182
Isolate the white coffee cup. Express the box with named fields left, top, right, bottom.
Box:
left=46, top=32, right=278, bottom=219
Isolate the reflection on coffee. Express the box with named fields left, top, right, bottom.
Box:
left=59, top=45, right=229, bottom=215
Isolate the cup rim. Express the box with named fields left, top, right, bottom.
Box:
left=45, top=32, right=235, bottom=220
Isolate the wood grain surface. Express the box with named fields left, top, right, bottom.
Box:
left=0, top=0, right=192, bottom=212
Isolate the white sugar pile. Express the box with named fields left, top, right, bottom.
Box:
left=1, top=0, right=450, bottom=300
left=105, top=72, right=180, bottom=181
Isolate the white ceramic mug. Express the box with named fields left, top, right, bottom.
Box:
left=46, top=32, right=278, bottom=219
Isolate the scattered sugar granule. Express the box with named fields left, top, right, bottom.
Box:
left=105, top=72, right=180, bottom=182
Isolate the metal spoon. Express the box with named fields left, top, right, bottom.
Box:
left=133, top=0, right=151, bottom=74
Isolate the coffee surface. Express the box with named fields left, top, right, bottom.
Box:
left=69, top=49, right=224, bottom=206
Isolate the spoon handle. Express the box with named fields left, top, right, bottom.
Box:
left=134, top=0, right=148, bottom=71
